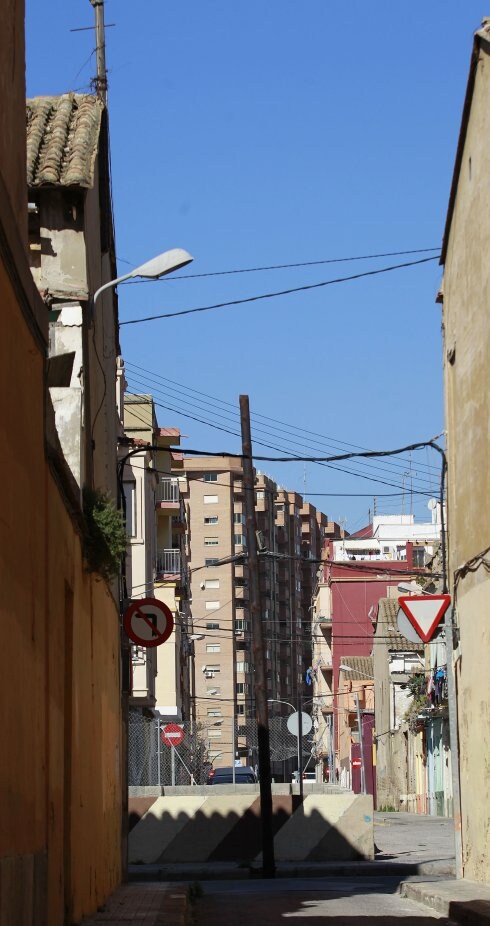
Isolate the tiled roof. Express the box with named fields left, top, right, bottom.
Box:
left=26, top=93, right=103, bottom=188
left=376, top=597, right=424, bottom=653
left=339, top=656, right=374, bottom=681
left=348, top=524, right=373, bottom=539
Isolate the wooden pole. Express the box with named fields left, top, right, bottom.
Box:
left=239, top=395, right=275, bottom=877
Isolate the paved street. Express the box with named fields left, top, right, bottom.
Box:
left=374, top=812, right=455, bottom=874
left=194, top=876, right=449, bottom=925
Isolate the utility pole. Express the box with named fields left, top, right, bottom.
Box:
left=355, top=691, right=366, bottom=794
left=240, top=395, right=275, bottom=878
left=298, top=690, right=304, bottom=802
left=89, top=0, right=108, bottom=103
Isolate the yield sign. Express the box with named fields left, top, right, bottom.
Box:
left=397, top=594, right=451, bottom=643
left=123, top=597, right=174, bottom=648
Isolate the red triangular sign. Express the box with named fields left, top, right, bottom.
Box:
left=398, top=594, right=451, bottom=643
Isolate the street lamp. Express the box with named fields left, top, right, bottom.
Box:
left=92, top=247, right=194, bottom=308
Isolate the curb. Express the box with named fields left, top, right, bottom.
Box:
left=129, top=860, right=455, bottom=883
left=401, top=879, right=490, bottom=926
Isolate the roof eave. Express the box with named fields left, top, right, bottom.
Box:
left=441, top=27, right=490, bottom=264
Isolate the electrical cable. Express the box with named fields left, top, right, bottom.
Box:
left=124, top=360, right=440, bottom=480
left=124, top=367, right=438, bottom=492
left=124, top=379, right=439, bottom=495
left=120, top=247, right=441, bottom=283
left=120, top=255, right=440, bottom=326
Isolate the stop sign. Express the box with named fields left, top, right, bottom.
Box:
left=161, top=723, right=184, bottom=748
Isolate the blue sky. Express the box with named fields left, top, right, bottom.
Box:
left=26, top=2, right=483, bottom=531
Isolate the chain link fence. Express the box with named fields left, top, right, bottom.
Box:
left=128, top=710, right=316, bottom=786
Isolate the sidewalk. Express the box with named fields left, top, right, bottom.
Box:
left=80, top=882, right=190, bottom=925
left=401, top=878, right=490, bottom=926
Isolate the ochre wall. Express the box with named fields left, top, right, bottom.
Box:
left=0, top=0, right=27, bottom=231
left=442, top=40, right=490, bottom=882
left=0, top=244, right=122, bottom=922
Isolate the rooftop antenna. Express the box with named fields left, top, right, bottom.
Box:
left=89, top=0, right=108, bottom=103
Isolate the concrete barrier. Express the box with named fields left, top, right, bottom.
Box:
left=128, top=786, right=373, bottom=864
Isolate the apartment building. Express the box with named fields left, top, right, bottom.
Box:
left=180, top=456, right=246, bottom=768
left=122, top=393, right=191, bottom=721
left=311, top=506, right=441, bottom=782
left=181, top=458, right=331, bottom=775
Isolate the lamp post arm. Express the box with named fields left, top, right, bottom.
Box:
left=92, top=270, right=134, bottom=309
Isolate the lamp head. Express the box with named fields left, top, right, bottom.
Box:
left=130, top=248, right=193, bottom=280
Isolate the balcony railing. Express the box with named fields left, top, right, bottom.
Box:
left=156, top=476, right=180, bottom=504
left=156, top=548, right=181, bottom=577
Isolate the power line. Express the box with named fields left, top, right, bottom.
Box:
left=124, top=361, right=440, bottom=483
left=124, top=363, right=439, bottom=487
left=120, top=247, right=441, bottom=282
left=120, top=256, right=440, bottom=326
left=124, top=372, right=438, bottom=495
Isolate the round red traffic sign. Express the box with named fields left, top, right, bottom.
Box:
left=123, top=598, right=174, bottom=648
left=161, top=723, right=185, bottom=748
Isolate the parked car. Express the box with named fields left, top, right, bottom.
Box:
left=207, top=765, right=257, bottom=784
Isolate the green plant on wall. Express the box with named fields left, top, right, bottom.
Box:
left=83, top=486, right=127, bottom=580
left=404, top=671, right=428, bottom=733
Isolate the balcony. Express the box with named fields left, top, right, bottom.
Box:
left=155, top=548, right=182, bottom=580
left=156, top=476, right=180, bottom=508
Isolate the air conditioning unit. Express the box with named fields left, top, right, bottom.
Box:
left=205, top=672, right=214, bottom=678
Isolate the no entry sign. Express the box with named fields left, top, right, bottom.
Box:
left=123, top=598, right=174, bottom=648
left=161, top=723, right=185, bottom=748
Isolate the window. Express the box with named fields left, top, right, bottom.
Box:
left=256, top=490, right=265, bottom=500
left=234, top=534, right=247, bottom=546
left=204, top=516, right=219, bottom=525
left=206, top=643, right=221, bottom=653
left=413, top=546, right=426, bottom=567
left=207, top=708, right=222, bottom=717
left=204, top=537, right=219, bottom=546
left=236, top=661, right=250, bottom=673
left=235, top=619, right=249, bottom=633
left=235, top=577, right=247, bottom=587
left=204, top=495, right=218, bottom=504
left=203, top=473, right=218, bottom=482
left=234, top=512, right=245, bottom=524
left=205, top=558, right=219, bottom=566
left=236, top=704, right=245, bottom=716
left=123, top=482, right=136, bottom=537
left=205, top=578, right=220, bottom=589
left=206, top=622, right=220, bottom=630
left=236, top=683, right=245, bottom=694
left=205, top=601, right=220, bottom=611
left=208, top=730, right=222, bottom=739
left=235, top=600, right=246, bottom=610
left=205, top=665, right=220, bottom=676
